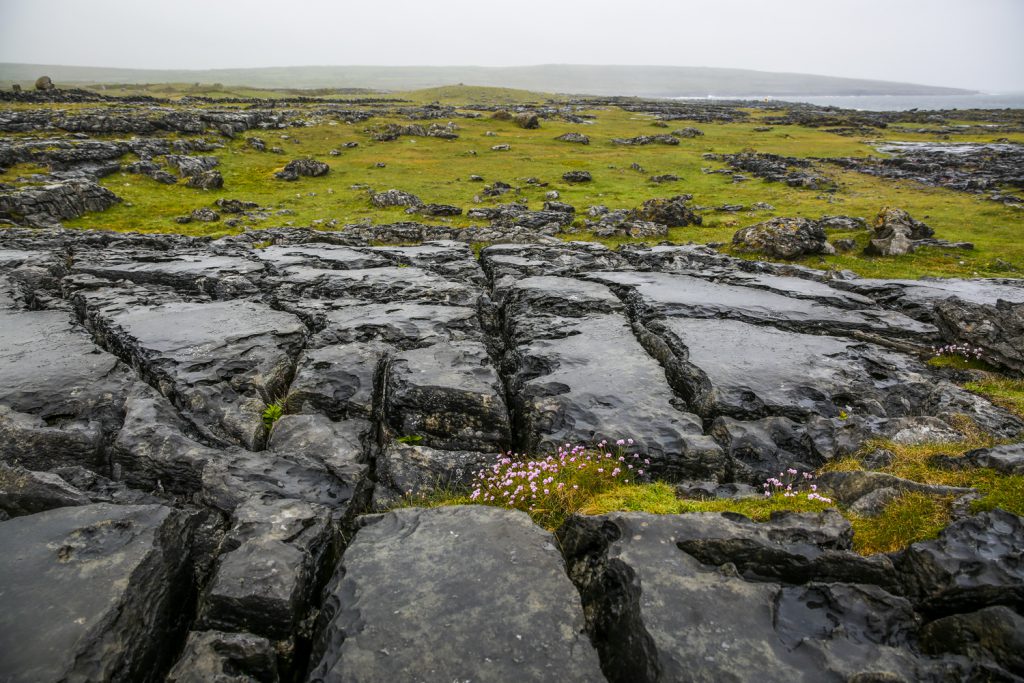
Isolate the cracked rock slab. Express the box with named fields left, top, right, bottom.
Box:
left=590, top=270, right=937, bottom=343
left=79, top=296, right=305, bottom=449
left=557, top=511, right=976, bottom=683
left=307, top=506, right=604, bottom=683
left=198, top=497, right=336, bottom=642
left=500, top=276, right=722, bottom=480
left=0, top=503, right=195, bottom=683
left=385, top=340, right=511, bottom=452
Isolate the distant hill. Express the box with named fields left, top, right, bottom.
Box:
left=0, top=63, right=975, bottom=98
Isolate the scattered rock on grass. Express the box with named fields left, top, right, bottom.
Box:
left=733, top=217, right=834, bottom=259
left=274, top=158, right=329, bottom=181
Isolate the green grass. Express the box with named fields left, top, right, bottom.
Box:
left=261, top=400, right=284, bottom=430
left=44, top=97, right=1021, bottom=279
left=580, top=481, right=832, bottom=519
left=965, top=375, right=1024, bottom=418
left=849, top=493, right=953, bottom=555
left=927, top=355, right=996, bottom=372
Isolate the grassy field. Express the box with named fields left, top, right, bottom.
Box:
left=2, top=83, right=1022, bottom=278
left=16, top=86, right=1011, bottom=279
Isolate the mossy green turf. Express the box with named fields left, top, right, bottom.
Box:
left=26, top=85, right=1015, bottom=280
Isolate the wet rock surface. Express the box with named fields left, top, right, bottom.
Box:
left=557, top=509, right=1022, bottom=682
left=308, top=506, right=603, bottom=683
left=0, top=227, right=1022, bottom=681
left=0, top=503, right=196, bottom=683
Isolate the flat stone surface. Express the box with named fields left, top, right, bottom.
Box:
left=290, top=343, right=386, bottom=419
left=308, top=506, right=603, bottom=683
left=276, top=265, right=478, bottom=305
left=589, top=270, right=937, bottom=341
left=558, top=511, right=968, bottom=683
left=82, top=297, right=305, bottom=449
left=662, top=317, right=908, bottom=419
left=836, top=277, right=1024, bottom=312
left=0, top=308, right=131, bottom=420
left=312, top=302, right=481, bottom=348
left=255, top=243, right=390, bottom=270
left=0, top=503, right=193, bottom=683
left=73, top=252, right=265, bottom=292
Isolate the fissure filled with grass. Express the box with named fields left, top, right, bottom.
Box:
left=392, top=407, right=1023, bottom=556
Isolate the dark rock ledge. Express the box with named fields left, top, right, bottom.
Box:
left=0, top=227, right=1021, bottom=681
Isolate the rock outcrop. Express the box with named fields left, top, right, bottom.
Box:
left=1, top=227, right=1022, bottom=681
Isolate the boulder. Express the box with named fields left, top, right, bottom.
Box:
left=818, top=214, right=867, bottom=231
left=963, top=442, right=1024, bottom=475
left=274, top=158, right=329, bottom=181
left=865, top=207, right=935, bottom=256
left=514, top=112, right=540, bottom=129
left=185, top=170, right=224, bottom=190
left=543, top=200, right=575, bottom=214
left=165, top=155, right=219, bottom=178
left=370, top=188, right=423, bottom=208
left=732, top=217, right=834, bottom=259
left=190, top=207, right=220, bottom=222
left=612, top=135, right=679, bottom=146
left=672, top=127, right=704, bottom=137
left=406, top=203, right=462, bottom=217
left=215, top=198, right=259, bottom=213
left=0, top=178, right=121, bottom=227
left=34, top=76, right=55, bottom=91
left=555, top=132, right=590, bottom=144
left=633, top=195, right=702, bottom=227
left=562, top=170, right=592, bottom=183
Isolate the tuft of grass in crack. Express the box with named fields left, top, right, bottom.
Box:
left=261, top=400, right=285, bottom=431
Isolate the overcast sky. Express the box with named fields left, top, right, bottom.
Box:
left=1, top=0, right=1021, bottom=91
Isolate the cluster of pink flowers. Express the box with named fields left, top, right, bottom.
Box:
left=469, top=439, right=650, bottom=512
left=933, top=343, right=984, bottom=360
left=763, top=468, right=832, bottom=504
